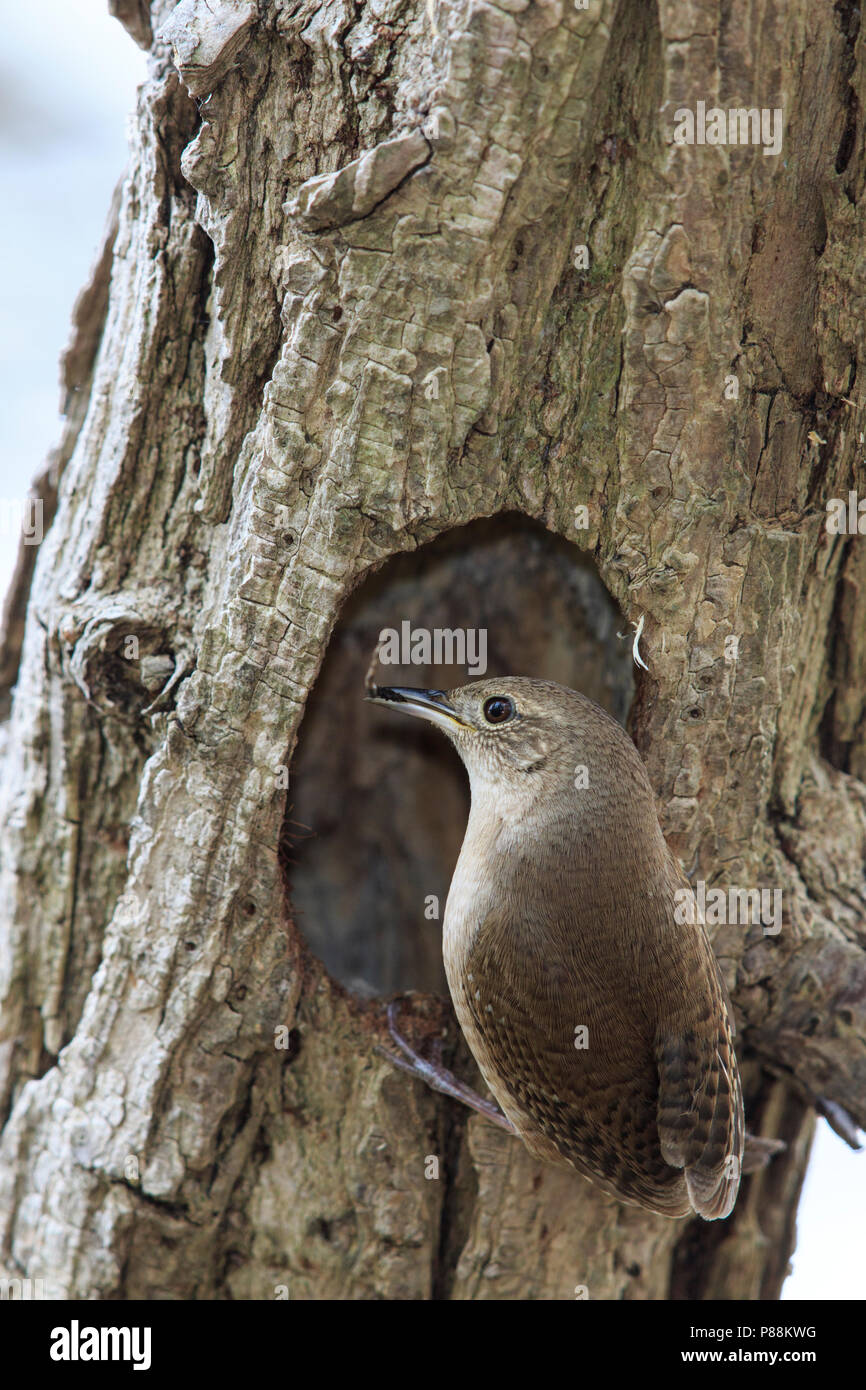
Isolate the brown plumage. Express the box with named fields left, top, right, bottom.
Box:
left=371, top=677, right=745, bottom=1219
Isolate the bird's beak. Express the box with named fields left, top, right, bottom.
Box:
left=366, top=686, right=470, bottom=732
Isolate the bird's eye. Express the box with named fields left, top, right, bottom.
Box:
left=483, top=696, right=514, bottom=725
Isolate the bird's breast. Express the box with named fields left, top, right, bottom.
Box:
left=442, top=841, right=487, bottom=988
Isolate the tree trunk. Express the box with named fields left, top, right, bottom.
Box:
left=1, top=0, right=863, bottom=1300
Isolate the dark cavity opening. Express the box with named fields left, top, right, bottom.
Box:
left=283, top=512, right=634, bottom=996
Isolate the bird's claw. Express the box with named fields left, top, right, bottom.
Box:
left=377, top=1000, right=515, bottom=1133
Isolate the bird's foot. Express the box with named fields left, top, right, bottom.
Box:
left=742, top=1131, right=787, bottom=1173
left=377, top=1001, right=516, bottom=1134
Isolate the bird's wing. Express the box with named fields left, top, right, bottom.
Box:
left=654, top=937, right=745, bottom=1221
left=459, top=916, right=693, bottom=1216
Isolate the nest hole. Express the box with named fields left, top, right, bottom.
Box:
left=282, top=512, right=634, bottom=996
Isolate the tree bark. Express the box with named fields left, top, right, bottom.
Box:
left=1, top=0, right=863, bottom=1299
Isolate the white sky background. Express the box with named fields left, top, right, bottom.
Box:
left=0, top=1, right=863, bottom=1300
left=0, top=0, right=147, bottom=592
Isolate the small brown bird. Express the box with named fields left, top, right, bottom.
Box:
left=369, top=677, right=750, bottom=1219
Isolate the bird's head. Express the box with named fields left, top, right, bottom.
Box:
left=367, top=676, right=641, bottom=806
left=368, top=676, right=669, bottom=872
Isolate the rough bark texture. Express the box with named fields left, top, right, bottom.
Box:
left=1, top=0, right=864, bottom=1299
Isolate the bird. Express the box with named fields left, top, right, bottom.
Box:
left=368, top=676, right=753, bottom=1220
